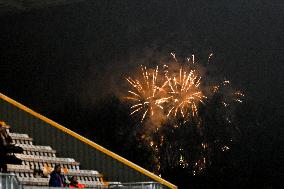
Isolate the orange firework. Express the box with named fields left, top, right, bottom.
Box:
left=125, top=66, right=168, bottom=122
left=125, top=53, right=243, bottom=123
left=165, top=67, right=206, bottom=119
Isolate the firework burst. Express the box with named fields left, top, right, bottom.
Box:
left=123, top=52, right=244, bottom=176
left=125, top=66, right=168, bottom=122
left=125, top=53, right=243, bottom=124
left=165, top=68, right=206, bottom=119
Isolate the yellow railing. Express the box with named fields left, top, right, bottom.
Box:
left=0, top=92, right=177, bottom=189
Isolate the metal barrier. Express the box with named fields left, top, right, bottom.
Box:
left=21, top=182, right=164, bottom=189
left=109, top=182, right=165, bottom=189
left=0, top=173, right=22, bottom=189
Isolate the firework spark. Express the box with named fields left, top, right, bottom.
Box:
left=125, top=66, right=167, bottom=122
left=165, top=68, right=206, bottom=119
left=208, top=53, right=213, bottom=62
left=212, top=80, right=244, bottom=107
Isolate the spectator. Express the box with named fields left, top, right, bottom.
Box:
left=68, top=176, right=85, bottom=188
left=49, top=164, right=66, bottom=187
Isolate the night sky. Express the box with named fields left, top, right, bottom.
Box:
left=0, top=0, right=283, bottom=188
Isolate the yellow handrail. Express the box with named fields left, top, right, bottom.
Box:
left=0, top=92, right=177, bottom=189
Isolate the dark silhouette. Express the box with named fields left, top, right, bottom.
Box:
left=0, top=122, right=23, bottom=172
left=49, top=165, right=66, bottom=187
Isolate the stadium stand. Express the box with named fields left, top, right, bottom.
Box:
left=2, top=124, right=107, bottom=187
left=0, top=92, right=177, bottom=189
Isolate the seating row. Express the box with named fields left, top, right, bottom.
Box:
left=18, top=177, right=107, bottom=188
left=16, top=144, right=56, bottom=157
left=8, top=164, right=103, bottom=180
left=13, top=169, right=105, bottom=187
left=15, top=154, right=80, bottom=170
left=6, top=164, right=33, bottom=173
left=17, top=176, right=49, bottom=186
left=10, top=133, right=33, bottom=145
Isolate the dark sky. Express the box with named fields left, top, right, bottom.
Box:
left=0, top=0, right=283, bottom=147
left=0, top=0, right=283, bottom=187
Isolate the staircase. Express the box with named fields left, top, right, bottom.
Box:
left=6, top=129, right=109, bottom=188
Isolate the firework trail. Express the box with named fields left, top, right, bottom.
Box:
left=164, top=67, right=206, bottom=119
left=125, top=66, right=169, bottom=122
left=212, top=80, right=244, bottom=108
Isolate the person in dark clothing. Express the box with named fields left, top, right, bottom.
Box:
left=49, top=164, right=66, bottom=187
